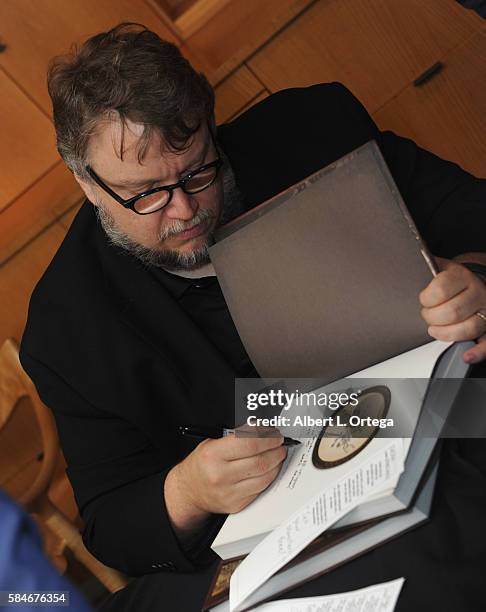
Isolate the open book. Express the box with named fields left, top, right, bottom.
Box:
left=211, top=339, right=469, bottom=561
left=206, top=140, right=472, bottom=609
left=208, top=139, right=471, bottom=559
left=208, top=459, right=436, bottom=611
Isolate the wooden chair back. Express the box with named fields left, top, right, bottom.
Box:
left=0, top=338, right=129, bottom=593
left=0, top=338, right=59, bottom=504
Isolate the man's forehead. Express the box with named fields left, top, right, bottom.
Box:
left=87, top=116, right=205, bottom=185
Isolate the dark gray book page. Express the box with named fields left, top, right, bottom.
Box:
left=210, top=141, right=435, bottom=381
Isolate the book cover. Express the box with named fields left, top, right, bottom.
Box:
left=209, top=140, right=437, bottom=381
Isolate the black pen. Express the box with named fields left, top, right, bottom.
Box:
left=179, top=426, right=301, bottom=447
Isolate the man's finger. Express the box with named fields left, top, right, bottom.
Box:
left=218, top=432, right=284, bottom=461
left=230, top=445, right=287, bottom=482
left=463, top=335, right=486, bottom=365
left=419, top=267, right=470, bottom=308
left=421, top=286, right=480, bottom=326
left=234, top=463, right=283, bottom=498
left=428, top=314, right=486, bottom=342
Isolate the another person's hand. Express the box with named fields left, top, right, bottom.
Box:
left=419, top=257, right=486, bottom=364
left=164, top=432, right=287, bottom=535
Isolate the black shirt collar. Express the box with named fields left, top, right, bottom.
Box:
left=150, top=267, right=192, bottom=299
left=150, top=266, right=217, bottom=299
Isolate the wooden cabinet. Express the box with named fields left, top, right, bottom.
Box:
left=374, top=30, right=486, bottom=178
left=0, top=71, right=58, bottom=212
left=0, top=0, right=179, bottom=116
left=147, top=0, right=314, bottom=82
left=149, top=0, right=232, bottom=39
left=0, top=163, right=81, bottom=264
left=0, top=223, right=66, bottom=344
left=183, top=0, right=313, bottom=83
left=247, top=0, right=484, bottom=113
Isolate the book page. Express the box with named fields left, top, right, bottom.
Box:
left=210, top=141, right=437, bottom=381
left=253, top=578, right=405, bottom=612
left=229, top=440, right=404, bottom=612
left=348, top=340, right=451, bottom=379
left=214, top=342, right=449, bottom=555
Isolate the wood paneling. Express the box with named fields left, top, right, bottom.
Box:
left=0, top=223, right=66, bottom=345
left=374, top=31, right=486, bottom=179
left=0, top=162, right=82, bottom=265
left=0, top=397, right=43, bottom=499
left=0, top=69, right=59, bottom=212
left=185, top=0, right=314, bottom=83
left=248, top=0, right=484, bottom=113
left=215, top=66, right=265, bottom=124
left=158, top=0, right=196, bottom=18
left=0, top=0, right=180, bottom=116
left=174, top=0, right=232, bottom=39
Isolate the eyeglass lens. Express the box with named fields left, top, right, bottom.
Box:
left=133, top=165, right=219, bottom=214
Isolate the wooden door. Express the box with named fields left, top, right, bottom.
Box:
left=247, top=0, right=483, bottom=113
left=374, top=30, right=486, bottom=178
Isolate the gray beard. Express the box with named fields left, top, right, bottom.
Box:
left=94, top=157, right=246, bottom=271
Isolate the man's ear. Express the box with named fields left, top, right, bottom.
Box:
left=73, top=173, right=98, bottom=206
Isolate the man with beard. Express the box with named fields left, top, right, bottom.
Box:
left=20, top=23, right=486, bottom=610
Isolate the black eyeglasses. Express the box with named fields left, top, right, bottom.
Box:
left=85, top=132, right=223, bottom=215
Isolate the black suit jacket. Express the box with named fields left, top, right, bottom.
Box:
left=20, top=83, right=486, bottom=576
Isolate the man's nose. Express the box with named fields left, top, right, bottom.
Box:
left=164, top=187, right=198, bottom=221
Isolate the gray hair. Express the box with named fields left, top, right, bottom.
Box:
left=47, top=22, right=215, bottom=181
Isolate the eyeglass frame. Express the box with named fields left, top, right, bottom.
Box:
left=84, top=128, right=223, bottom=215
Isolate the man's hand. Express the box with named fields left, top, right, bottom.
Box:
left=419, top=257, right=486, bottom=364
left=164, top=433, right=287, bottom=537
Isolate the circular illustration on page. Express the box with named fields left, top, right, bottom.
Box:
left=312, top=385, right=391, bottom=469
